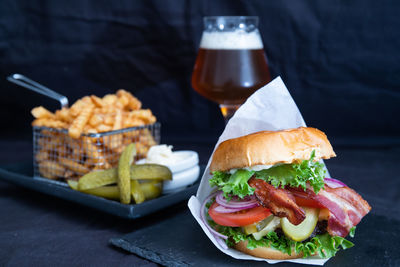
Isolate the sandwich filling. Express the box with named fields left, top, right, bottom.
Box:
left=205, top=151, right=371, bottom=258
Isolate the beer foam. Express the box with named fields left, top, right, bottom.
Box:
left=200, top=31, right=263, bottom=50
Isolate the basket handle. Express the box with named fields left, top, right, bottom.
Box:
left=7, top=73, right=69, bottom=108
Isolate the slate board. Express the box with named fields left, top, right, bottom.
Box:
left=0, top=162, right=200, bottom=219
left=110, top=208, right=400, bottom=267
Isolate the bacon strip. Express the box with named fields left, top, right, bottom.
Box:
left=248, top=178, right=306, bottom=225
left=288, top=184, right=371, bottom=237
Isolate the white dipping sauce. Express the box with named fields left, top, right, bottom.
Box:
left=138, top=145, right=200, bottom=194
left=145, top=145, right=186, bottom=165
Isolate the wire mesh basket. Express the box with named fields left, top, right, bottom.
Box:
left=33, top=123, right=160, bottom=181
left=6, top=73, right=161, bottom=183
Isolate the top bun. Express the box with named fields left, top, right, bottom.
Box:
left=210, top=127, right=335, bottom=172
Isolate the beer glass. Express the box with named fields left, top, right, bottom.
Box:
left=192, top=16, right=271, bottom=121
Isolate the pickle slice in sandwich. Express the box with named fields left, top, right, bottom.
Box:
left=281, top=207, right=319, bottom=242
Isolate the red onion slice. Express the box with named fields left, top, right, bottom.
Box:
left=215, top=191, right=258, bottom=210
left=200, top=192, right=228, bottom=240
left=324, top=177, right=347, bottom=188
left=213, top=205, right=244, bottom=213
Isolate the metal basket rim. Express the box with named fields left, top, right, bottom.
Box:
left=32, top=122, right=161, bottom=137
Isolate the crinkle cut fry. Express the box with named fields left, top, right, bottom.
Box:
left=68, top=103, right=94, bottom=138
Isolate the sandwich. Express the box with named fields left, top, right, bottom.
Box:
left=201, top=127, right=371, bottom=259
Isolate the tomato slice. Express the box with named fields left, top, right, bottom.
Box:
left=208, top=202, right=271, bottom=227
left=294, top=197, right=325, bottom=209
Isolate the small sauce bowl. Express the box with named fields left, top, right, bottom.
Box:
left=136, top=150, right=199, bottom=194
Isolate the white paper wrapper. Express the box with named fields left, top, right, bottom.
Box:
left=188, top=76, right=331, bottom=265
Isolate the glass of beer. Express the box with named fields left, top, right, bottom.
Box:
left=192, top=16, right=271, bottom=121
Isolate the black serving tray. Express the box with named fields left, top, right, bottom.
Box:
left=0, top=162, right=200, bottom=219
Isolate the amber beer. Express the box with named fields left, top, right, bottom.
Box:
left=192, top=47, right=271, bottom=105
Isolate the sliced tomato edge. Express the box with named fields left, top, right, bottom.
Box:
left=208, top=201, right=271, bottom=227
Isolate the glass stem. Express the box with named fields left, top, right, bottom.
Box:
left=219, top=104, right=240, bottom=123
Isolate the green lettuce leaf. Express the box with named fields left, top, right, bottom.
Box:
left=255, top=150, right=326, bottom=194
left=349, top=226, right=356, bottom=238
left=218, top=226, right=354, bottom=258
left=210, top=150, right=326, bottom=198
left=210, top=169, right=255, bottom=199
left=312, top=233, right=354, bottom=258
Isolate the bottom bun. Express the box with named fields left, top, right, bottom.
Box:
left=234, top=240, right=302, bottom=260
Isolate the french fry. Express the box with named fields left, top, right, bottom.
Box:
left=84, top=127, right=98, bottom=134
left=127, top=109, right=156, bottom=124
left=88, top=113, right=103, bottom=127
left=32, top=90, right=156, bottom=135
left=117, top=93, right=129, bottom=108
left=96, top=124, right=112, bottom=132
left=105, top=109, right=123, bottom=149
left=32, top=118, right=68, bottom=128
left=105, top=153, right=121, bottom=167
left=82, top=137, right=102, bottom=159
left=57, top=145, right=70, bottom=158
left=90, top=95, right=104, bottom=107
left=112, top=109, right=122, bottom=131
left=99, top=105, right=117, bottom=114
left=82, top=137, right=111, bottom=169
left=55, top=108, right=73, bottom=123
left=59, top=157, right=89, bottom=175
left=123, top=130, right=140, bottom=139
left=66, top=138, right=84, bottom=162
left=69, top=99, right=84, bottom=117
left=102, top=94, right=117, bottom=106
left=35, top=150, right=48, bottom=162
left=39, top=160, right=65, bottom=179
left=81, top=96, right=93, bottom=104
left=136, top=130, right=157, bottom=157
left=39, top=135, right=62, bottom=152
left=68, top=103, right=94, bottom=138
left=123, top=117, right=145, bottom=128
left=64, top=170, right=77, bottom=179
left=32, top=90, right=158, bottom=182
left=103, top=114, right=114, bottom=126
left=31, top=106, right=55, bottom=119
left=117, top=89, right=142, bottom=110
left=105, top=135, right=123, bottom=150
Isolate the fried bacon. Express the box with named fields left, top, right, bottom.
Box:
left=288, top=185, right=371, bottom=237
left=248, top=178, right=306, bottom=225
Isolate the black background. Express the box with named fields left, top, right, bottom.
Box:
left=1, top=0, right=399, bottom=147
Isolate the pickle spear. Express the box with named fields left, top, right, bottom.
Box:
left=130, top=164, right=172, bottom=180
left=67, top=179, right=79, bottom=190
left=137, top=180, right=163, bottom=200
left=119, top=144, right=141, bottom=204
left=76, top=164, right=171, bottom=191
left=69, top=178, right=162, bottom=201
left=83, top=184, right=160, bottom=201
left=68, top=179, right=120, bottom=199
left=83, top=186, right=120, bottom=200
left=78, top=168, right=117, bottom=190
